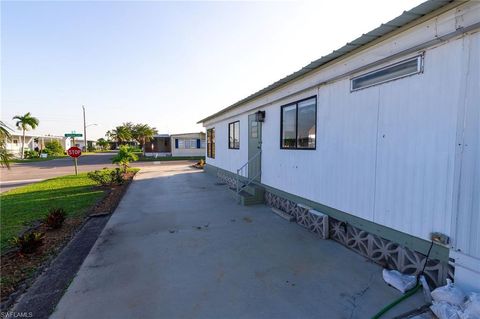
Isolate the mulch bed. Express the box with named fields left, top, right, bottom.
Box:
left=0, top=171, right=137, bottom=306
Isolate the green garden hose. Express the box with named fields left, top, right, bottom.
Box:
left=372, top=241, right=435, bottom=319
left=371, top=283, right=422, bottom=319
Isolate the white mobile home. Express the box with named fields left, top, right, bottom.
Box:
left=171, top=132, right=206, bottom=157
left=144, top=132, right=206, bottom=157
left=199, top=0, right=480, bottom=292
left=5, top=134, right=71, bottom=157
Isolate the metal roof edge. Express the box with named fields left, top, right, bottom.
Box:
left=170, top=132, right=206, bottom=136
left=197, top=0, right=462, bottom=124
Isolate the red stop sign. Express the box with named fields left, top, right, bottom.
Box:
left=67, top=146, right=82, bottom=158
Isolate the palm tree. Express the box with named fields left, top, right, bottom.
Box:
left=12, top=112, right=39, bottom=159
left=0, top=121, right=12, bottom=140
left=132, top=124, right=157, bottom=155
left=110, top=124, right=133, bottom=146
left=0, top=121, right=14, bottom=168
left=96, top=138, right=109, bottom=150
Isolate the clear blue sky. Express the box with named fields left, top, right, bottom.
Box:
left=1, top=0, right=423, bottom=140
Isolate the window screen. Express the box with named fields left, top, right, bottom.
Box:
left=351, top=55, right=423, bottom=91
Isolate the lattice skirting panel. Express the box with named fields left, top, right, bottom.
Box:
left=216, top=170, right=237, bottom=189
left=264, top=191, right=453, bottom=287
left=293, top=204, right=329, bottom=239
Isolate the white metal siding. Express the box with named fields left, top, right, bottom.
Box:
left=453, top=31, right=480, bottom=258
left=373, top=41, right=463, bottom=239
left=262, top=83, right=378, bottom=220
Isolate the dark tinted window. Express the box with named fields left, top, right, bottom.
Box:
left=228, top=121, right=240, bottom=149
left=281, top=97, right=316, bottom=150
left=281, top=104, right=296, bottom=148
left=297, top=98, right=316, bottom=148
left=207, top=128, right=215, bottom=158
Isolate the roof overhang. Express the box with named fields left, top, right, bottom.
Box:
left=197, top=0, right=461, bottom=124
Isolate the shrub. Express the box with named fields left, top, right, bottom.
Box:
left=87, top=168, right=124, bottom=186
left=44, top=140, right=64, bottom=156
left=24, top=149, right=38, bottom=159
left=45, top=208, right=66, bottom=229
left=12, top=232, right=44, bottom=254
left=112, top=146, right=138, bottom=173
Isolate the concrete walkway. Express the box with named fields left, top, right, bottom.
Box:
left=51, top=164, right=424, bottom=319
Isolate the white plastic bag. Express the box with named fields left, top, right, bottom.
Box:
left=430, top=301, right=462, bottom=319
left=431, top=279, right=466, bottom=306
left=382, top=269, right=417, bottom=293
left=461, top=293, right=480, bottom=319
left=420, top=275, right=432, bottom=304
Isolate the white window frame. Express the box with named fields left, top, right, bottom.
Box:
left=350, top=54, right=424, bottom=92
left=184, top=139, right=197, bottom=149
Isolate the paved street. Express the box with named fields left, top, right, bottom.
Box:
left=51, top=164, right=423, bottom=319
left=0, top=153, right=195, bottom=192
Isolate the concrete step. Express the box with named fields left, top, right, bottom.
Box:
left=239, top=184, right=265, bottom=197
left=238, top=190, right=263, bottom=206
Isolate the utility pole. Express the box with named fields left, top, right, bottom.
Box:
left=82, top=105, right=87, bottom=151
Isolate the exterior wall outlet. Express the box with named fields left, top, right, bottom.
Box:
left=431, top=232, right=450, bottom=245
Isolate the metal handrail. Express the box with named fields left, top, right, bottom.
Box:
left=236, top=150, right=262, bottom=203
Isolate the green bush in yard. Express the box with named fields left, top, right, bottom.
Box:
left=87, top=168, right=124, bottom=186
left=44, top=140, right=64, bottom=156
left=23, top=149, right=38, bottom=159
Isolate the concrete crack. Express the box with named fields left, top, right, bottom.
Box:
left=348, top=271, right=375, bottom=319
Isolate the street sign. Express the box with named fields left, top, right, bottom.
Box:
left=65, top=133, right=83, bottom=137
left=67, top=146, right=82, bottom=158
left=67, top=147, right=81, bottom=175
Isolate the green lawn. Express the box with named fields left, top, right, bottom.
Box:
left=12, top=155, right=68, bottom=163
left=0, top=173, right=105, bottom=250
left=137, top=155, right=205, bottom=162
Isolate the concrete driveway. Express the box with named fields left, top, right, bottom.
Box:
left=51, top=164, right=424, bottom=319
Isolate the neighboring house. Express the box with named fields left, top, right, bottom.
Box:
left=171, top=132, right=206, bottom=157
left=74, top=140, right=97, bottom=151
left=144, top=134, right=171, bottom=156
left=5, top=134, right=71, bottom=157
left=144, top=133, right=205, bottom=157
left=5, top=134, right=35, bottom=157
left=198, top=1, right=480, bottom=292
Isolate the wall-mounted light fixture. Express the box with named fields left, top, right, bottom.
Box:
left=255, top=110, right=265, bottom=122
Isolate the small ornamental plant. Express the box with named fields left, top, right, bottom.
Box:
left=12, top=232, right=44, bottom=254
left=112, top=145, right=138, bottom=173
left=87, top=168, right=124, bottom=186
left=45, top=207, right=67, bottom=229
